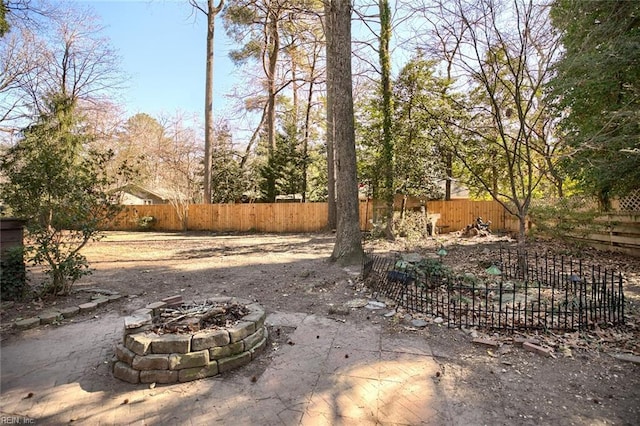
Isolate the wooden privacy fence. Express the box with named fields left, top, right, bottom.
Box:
left=103, top=199, right=519, bottom=234
left=571, top=213, right=640, bottom=257
left=426, top=200, right=520, bottom=233
left=101, top=200, right=639, bottom=256
left=104, top=202, right=374, bottom=233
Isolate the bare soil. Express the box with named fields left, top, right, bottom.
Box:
left=2, top=231, right=640, bottom=425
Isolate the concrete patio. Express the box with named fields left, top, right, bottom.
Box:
left=1, top=311, right=450, bottom=425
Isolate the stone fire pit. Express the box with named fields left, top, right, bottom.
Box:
left=113, top=296, right=268, bottom=384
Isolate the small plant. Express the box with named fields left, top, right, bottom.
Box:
left=416, top=258, right=452, bottom=278
left=29, top=243, right=91, bottom=295
left=0, top=246, right=28, bottom=301
left=138, top=216, right=157, bottom=230
left=460, top=272, right=483, bottom=288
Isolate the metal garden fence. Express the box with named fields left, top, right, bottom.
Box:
left=362, top=250, right=625, bottom=332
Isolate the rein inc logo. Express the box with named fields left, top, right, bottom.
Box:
left=0, top=417, right=35, bottom=424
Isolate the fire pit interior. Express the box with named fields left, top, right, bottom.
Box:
left=113, top=296, right=268, bottom=384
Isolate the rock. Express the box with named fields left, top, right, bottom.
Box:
left=472, top=337, right=500, bottom=348
left=93, top=297, right=110, bottom=307
left=514, top=337, right=540, bottom=346
left=433, top=317, right=444, bottom=324
left=522, top=341, right=553, bottom=357
left=60, top=306, right=80, bottom=318
left=411, top=319, right=429, bottom=328
left=113, top=361, right=140, bottom=384
left=344, top=298, right=368, bottom=309
left=15, top=317, right=40, bottom=329
left=38, top=310, right=62, bottom=324
left=402, top=252, right=423, bottom=263
left=124, top=313, right=152, bottom=329
left=610, top=353, right=640, bottom=365
left=78, top=302, right=98, bottom=312
left=0, top=301, right=15, bottom=310
left=82, top=288, right=117, bottom=295
left=383, top=310, right=397, bottom=318
left=365, top=301, right=386, bottom=310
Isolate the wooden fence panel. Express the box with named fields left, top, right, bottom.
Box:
left=571, top=213, right=640, bottom=257
left=102, top=201, right=639, bottom=256
left=105, top=200, right=507, bottom=233
left=187, top=204, right=212, bottom=231
left=107, top=205, right=181, bottom=231
left=426, top=200, right=515, bottom=233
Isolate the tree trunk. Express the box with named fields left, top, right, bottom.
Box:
left=379, top=0, right=395, bottom=241
left=445, top=152, right=452, bottom=200
left=265, top=9, right=280, bottom=202
left=325, top=4, right=337, bottom=230
left=302, top=70, right=315, bottom=203
left=326, top=0, right=362, bottom=265
left=327, top=100, right=337, bottom=229
left=198, top=0, right=224, bottom=204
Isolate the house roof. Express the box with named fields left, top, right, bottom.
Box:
left=115, top=184, right=174, bottom=201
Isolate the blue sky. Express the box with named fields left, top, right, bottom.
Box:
left=80, top=1, right=236, bottom=119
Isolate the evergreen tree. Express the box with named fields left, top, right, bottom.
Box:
left=550, top=0, right=640, bottom=207
left=0, top=94, right=133, bottom=295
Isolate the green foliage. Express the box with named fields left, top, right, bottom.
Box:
left=229, top=39, right=263, bottom=64
left=305, top=144, right=328, bottom=201
left=528, top=197, right=600, bottom=239
left=259, top=123, right=305, bottom=201
left=357, top=56, right=450, bottom=204
left=0, top=246, right=28, bottom=301
left=392, top=57, right=450, bottom=199
left=137, top=216, right=156, bottom=230
left=409, top=257, right=454, bottom=289
left=210, top=146, right=248, bottom=203
left=355, top=81, right=385, bottom=199
left=0, top=94, right=133, bottom=296
left=30, top=239, right=91, bottom=295
left=550, top=0, right=640, bottom=204
left=0, top=1, right=8, bottom=37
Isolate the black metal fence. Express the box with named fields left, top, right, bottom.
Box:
left=362, top=250, right=625, bottom=332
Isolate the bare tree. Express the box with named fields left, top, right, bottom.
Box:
left=1, top=5, right=122, bottom=137
left=325, top=0, right=363, bottom=265
left=0, top=27, right=43, bottom=134
left=190, top=0, right=225, bottom=204
left=411, top=0, right=560, bottom=249
left=158, top=112, right=202, bottom=229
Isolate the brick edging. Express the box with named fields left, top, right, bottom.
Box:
left=113, top=296, right=268, bottom=384
left=13, top=290, right=123, bottom=330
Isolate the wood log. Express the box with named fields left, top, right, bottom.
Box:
left=199, top=306, right=226, bottom=326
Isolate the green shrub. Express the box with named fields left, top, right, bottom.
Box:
left=138, top=216, right=157, bottom=230
left=0, top=246, right=28, bottom=301
left=529, top=197, right=599, bottom=239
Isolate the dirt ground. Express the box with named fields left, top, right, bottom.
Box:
left=2, top=231, right=640, bottom=425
